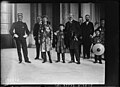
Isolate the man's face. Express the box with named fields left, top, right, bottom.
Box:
left=43, top=17, right=48, bottom=23
left=101, top=20, right=105, bottom=27
left=60, top=26, right=64, bottom=31
left=96, top=31, right=100, bottom=36
left=85, top=15, right=90, bottom=21
left=68, top=14, right=74, bottom=21
left=79, top=18, right=83, bottom=23
left=37, top=17, right=42, bottom=24
left=18, top=15, right=23, bottom=21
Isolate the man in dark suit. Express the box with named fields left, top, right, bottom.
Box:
left=65, top=13, right=82, bottom=64
left=33, top=16, right=42, bottom=60
left=9, top=13, right=31, bottom=63
left=78, top=17, right=84, bottom=58
left=82, top=14, right=94, bottom=59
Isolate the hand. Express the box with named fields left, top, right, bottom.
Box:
left=80, top=36, right=82, bottom=39
left=23, top=34, right=28, bottom=38
left=14, top=34, right=19, bottom=38
left=90, top=35, right=93, bottom=38
left=74, top=36, right=78, bottom=41
left=38, top=40, right=40, bottom=44
left=54, top=32, right=57, bottom=35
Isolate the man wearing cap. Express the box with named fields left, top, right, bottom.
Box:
left=64, top=13, right=82, bottom=64
left=9, top=13, right=31, bottom=63
left=33, top=16, right=42, bottom=60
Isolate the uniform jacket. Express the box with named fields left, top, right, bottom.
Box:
left=9, top=21, right=30, bottom=39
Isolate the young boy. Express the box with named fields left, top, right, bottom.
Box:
left=93, top=29, right=104, bottom=64
left=55, top=24, right=66, bottom=63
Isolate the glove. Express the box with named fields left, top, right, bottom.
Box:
left=23, top=34, right=28, bottom=38
left=14, top=34, right=19, bottom=38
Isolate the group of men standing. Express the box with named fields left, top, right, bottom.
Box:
left=9, top=13, right=105, bottom=64
left=64, top=14, right=94, bottom=64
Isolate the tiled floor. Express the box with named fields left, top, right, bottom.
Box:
left=1, top=48, right=105, bottom=85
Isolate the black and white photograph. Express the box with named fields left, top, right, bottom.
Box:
left=0, top=0, right=119, bottom=86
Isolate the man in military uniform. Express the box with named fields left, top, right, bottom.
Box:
left=65, top=13, right=82, bottom=64
left=9, top=13, right=31, bottom=63
left=82, top=14, right=94, bottom=59
left=33, top=16, right=42, bottom=60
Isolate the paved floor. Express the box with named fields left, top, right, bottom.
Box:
left=1, top=48, right=105, bottom=85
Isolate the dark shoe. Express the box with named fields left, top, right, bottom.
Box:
left=68, top=61, right=75, bottom=63
left=76, top=62, right=80, bottom=64
left=62, top=61, right=65, bottom=63
left=35, top=57, right=39, bottom=60
left=93, top=61, right=97, bottom=63
left=87, top=57, right=90, bottom=59
left=55, top=60, right=60, bottom=63
left=25, top=61, right=31, bottom=63
left=49, top=61, right=52, bottom=63
left=19, top=61, right=22, bottom=63
left=99, top=61, right=102, bottom=64
left=42, top=60, right=46, bottom=63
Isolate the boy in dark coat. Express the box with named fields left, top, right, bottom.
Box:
left=55, top=24, right=66, bottom=63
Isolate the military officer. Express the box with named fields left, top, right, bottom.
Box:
left=9, top=13, right=31, bottom=63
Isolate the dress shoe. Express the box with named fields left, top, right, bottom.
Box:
left=35, top=57, right=39, bottom=60
left=42, top=61, right=46, bottom=63
left=93, top=61, right=97, bottom=63
left=62, top=61, right=65, bottom=63
left=68, top=61, right=75, bottom=63
left=25, top=61, right=31, bottom=63
left=49, top=61, right=52, bottom=63
left=76, top=62, right=80, bottom=64
left=99, top=61, right=102, bottom=64
left=55, top=60, right=60, bottom=63
left=19, top=61, right=22, bottom=63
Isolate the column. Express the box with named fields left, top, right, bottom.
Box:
left=81, top=3, right=91, bottom=22
left=1, top=2, right=14, bottom=48
left=70, top=3, right=79, bottom=21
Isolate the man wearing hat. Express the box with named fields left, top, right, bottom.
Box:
left=9, top=13, right=31, bottom=63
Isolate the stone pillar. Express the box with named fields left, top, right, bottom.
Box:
left=46, top=3, right=53, bottom=26
left=60, top=3, right=70, bottom=25
left=81, top=3, right=91, bottom=22
left=38, top=3, right=42, bottom=16
left=29, top=3, right=38, bottom=47
left=1, top=2, right=14, bottom=48
left=60, top=3, right=63, bottom=24
left=70, top=3, right=79, bottom=21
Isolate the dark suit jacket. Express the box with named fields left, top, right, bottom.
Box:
left=9, top=21, right=30, bottom=39
left=33, top=23, right=41, bottom=40
left=64, top=20, right=82, bottom=48
left=82, top=21, right=94, bottom=43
